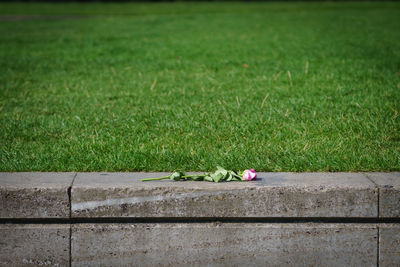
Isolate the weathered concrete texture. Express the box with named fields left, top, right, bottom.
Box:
left=72, top=172, right=377, bottom=218
left=0, top=172, right=75, bottom=218
left=0, top=224, right=69, bottom=267
left=72, top=223, right=377, bottom=267
left=364, top=172, right=400, bottom=218
left=379, top=224, right=400, bottom=267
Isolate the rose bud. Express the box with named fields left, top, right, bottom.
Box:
left=242, top=169, right=257, bottom=181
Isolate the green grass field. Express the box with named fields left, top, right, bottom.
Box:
left=0, top=2, right=399, bottom=172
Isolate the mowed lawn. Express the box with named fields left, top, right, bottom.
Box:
left=0, top=2, right=399, bottom=171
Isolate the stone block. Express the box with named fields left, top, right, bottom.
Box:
left=379, top=224, right=400, bottom=267
left=364, top=172, right=400, bottom=217
left=0, top=224, right=69, bottom=266
left=72, top=172, right=377, bottom=218
left=0, top=172, right=75, bottom=218
left=72, top=223, right=377, bottom=266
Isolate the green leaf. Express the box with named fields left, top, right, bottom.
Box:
left=170, top=172, right=185, bottom=181
left=214, top=166, right=228, bottom=180
left=211, top=172, right=224, bottom=183
left=191, top=176, right=204, bottom=181
left=216, top=166, right=226, bottom=171
left=230, top=170, right=241, bottom=179
left=204, top=175, right=213, bottom=182
left=221, top=169, right=228, bottom=177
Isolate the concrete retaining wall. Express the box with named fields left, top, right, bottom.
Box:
left=1, top=172, right=399, bottom=266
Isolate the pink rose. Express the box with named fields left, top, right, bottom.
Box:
left=242, top=169, right=257, bottom=181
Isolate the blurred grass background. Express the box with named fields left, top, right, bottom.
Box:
left=0, top=2, right=399, bottom=171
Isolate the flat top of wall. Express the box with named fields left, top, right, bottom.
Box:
left=365, top=172, right=400, bottom=187
left=0, top=172, right=75, bottom=188
left=74, top=172, right=375, bottom=188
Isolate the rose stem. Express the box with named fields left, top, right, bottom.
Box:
left=141, top=174, right=206, bottom=181
left=141, top=176, right=170, bottom=181
left=182, top=175, right=205, bottom=179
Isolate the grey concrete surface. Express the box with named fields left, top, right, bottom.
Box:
left=1, top=172, right=400, bottom=266
left=71, top=172, right=377, bottom=218
left=71, top=223, right=377, bottom=267
left=0, top=224, right=69, bottom=267
left=364, top=172, right=400, bottom=217
left=379, top=224, right=400, bottom=267
left=0, top=172, right=75, bottom=218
